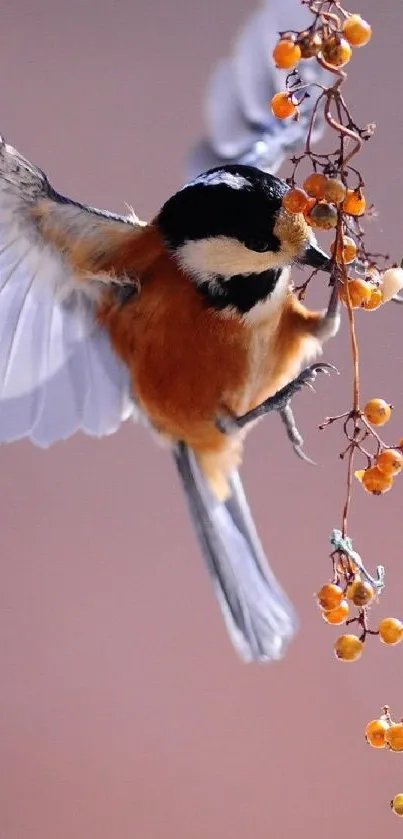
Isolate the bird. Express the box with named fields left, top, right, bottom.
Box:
left=0, top=138, right=340, bottom=663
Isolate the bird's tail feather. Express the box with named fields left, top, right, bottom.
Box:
left=172, top=442, right=298, bottom=662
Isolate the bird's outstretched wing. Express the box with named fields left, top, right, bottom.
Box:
left=0, top=137, right=143, bottom=447
left=188, top=0, right=330, bottom=178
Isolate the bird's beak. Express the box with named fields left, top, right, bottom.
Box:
left=300, top=242, right=331, bottom=272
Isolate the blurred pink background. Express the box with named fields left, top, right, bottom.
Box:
left=1, top=1, right=403, bottom=837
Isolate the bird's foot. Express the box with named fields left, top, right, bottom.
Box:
left=216, top=362, right=338, bottom=462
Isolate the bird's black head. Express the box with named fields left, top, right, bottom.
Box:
left=157, top=164, right=328, bottom=281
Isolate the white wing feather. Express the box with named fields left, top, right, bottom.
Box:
left=0, top=139, right=136, bottom=447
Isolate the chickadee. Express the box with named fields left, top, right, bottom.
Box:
left=0, top=139, right=340, bottom=662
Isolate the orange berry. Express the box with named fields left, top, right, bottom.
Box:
left=323, top=178, right=347, bottom=204
left=362, top=286, right=383, bottom=311
left=343, top=188, right=366, bottom=216
left=298, top=31, right=322, bottom=58
left=364, top=399, right=392, bottom=427
left=303, top=172, right=327, bottom=199
left=341, top=279, right=372, bottom=308
left=345, top=573, right=361, bottom=598
left=349, top=580, right=375, bottom=607
left=322, top=600, right=349, bottom=625
left=376, top=449, right=403, bottom=477
left=331, top=236, right=357, bottom=265
left=282, top=188, right=309, bottom=214
left=273, top=39, right=301, bottom=70
left=317, top=583, right=344, bottom=611
left=365, top=718, right=390, bottom=749
left=322, top=35, right=352, bottom=67
left=309, top=202, right=338, bottom=230
left=379, top=618, right=403, bottom=646
left=271, top=92, right=297, bottom=120
left=343, top=15, right=372, bottom=48
left=334, top=634, right=364, bottom=662
left=361, top=466, right=394, bottom=495
left=391, top=795, right=403, bottom=817
left=386, top=724, right=403, bottom=751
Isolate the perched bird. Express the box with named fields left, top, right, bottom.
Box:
left=0, top=140, right=339, bottom=662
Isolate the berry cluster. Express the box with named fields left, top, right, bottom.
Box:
left=271, top=13, right=371, bottom=121
left=365, top=707, right=403, bottom=817
left=354, top=403, right=403, bottom=495
left=269, top=1, right=403, bottom=587
left=283, top=172, right=403, bottom=309
left=317, top=577, right=403, bottom=662
left=269, top=0, right=403, bottom=819
left=270, top=6, right=403, bottom=312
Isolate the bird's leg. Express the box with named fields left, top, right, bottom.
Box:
left=216, top=361, right=337, bottom=437
left=315, top=278, right=341, bottom=343
left=216, top=280, right=340, bottom=446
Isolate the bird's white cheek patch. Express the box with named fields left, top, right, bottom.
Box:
left=177, top=236, right=292, bottom=282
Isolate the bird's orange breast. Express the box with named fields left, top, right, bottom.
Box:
left=98, top=245, right=256, bottom=450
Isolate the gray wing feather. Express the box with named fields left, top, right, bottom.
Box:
left=0, top=138, right=136, bottom=446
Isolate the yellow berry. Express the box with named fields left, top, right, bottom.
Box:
left=379, top=618, right=403, bottom=646
left=323, top=178, right=347, bottom=204
left=334, top=634, right=364, bottom=662
left=349, top=580, right=375, bottom=607
left=322, top=36, right=352, bottom=67
left=273, top=39, right=301, bottom=69
left=309, top=202, right=338, bottom=230
left=303, top=172, right=327, bottom=199
left=282, top=188, right=309, bottom=214
left=345, top=573, right=362, bottom=599
left=341, top=279, right=372, bottom=308
left=361, top=466, right=394, bottom=495
left=362, top=286, right=383, bottom=311
left=322, top=600, right=349, bottom=625
left=392, top=795, right=403, bottom=817
left=365, top=718, right=390, bottom=749
left=331, top=236, right=357, bottom=265
left=376, top=449, right=403, bottom=477
left=317, top=583, right=344, bottom=611
left=364, top=399, right=392, bottom=427
left=343, top=15, right=372, bottom=48
left=343, top=188, right=366, bottom=216
left=271, top=92, right=297, bottom=120
left=386, top=724, right=403, bottom=752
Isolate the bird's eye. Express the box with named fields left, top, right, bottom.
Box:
left=244, top=237, right=271, bottom=253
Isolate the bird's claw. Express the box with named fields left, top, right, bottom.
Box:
left=280, top=405, right=316, bottom=466
left=293, top=443, right=316, bottom=466
left=297, top=362, right=338, bottom=392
